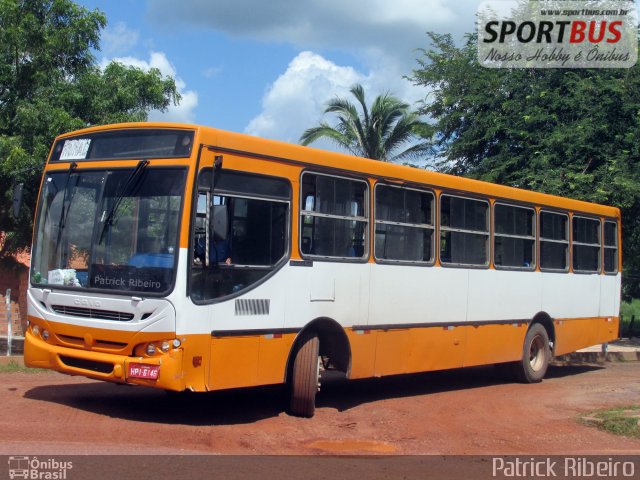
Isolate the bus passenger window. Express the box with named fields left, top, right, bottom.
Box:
left=539, top=211, right=569, bottom=271
left=300, top=173, right=368, bottom=259
left=494, top=204, right=535, bottom=269
left=572, top=216, right=600, bottom=273
left=440, top=195, right=489, bottom=267
left=374, top=184, right=434, bottom=263
left=603, top=221, right=618, bottom=274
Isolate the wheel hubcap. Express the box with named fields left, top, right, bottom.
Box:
left=529, top=335, right=545, bottom=371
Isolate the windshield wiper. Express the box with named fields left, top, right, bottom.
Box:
left=57, top=162, right=79, bottom=230
left=55, top=162, right=78, bottom=264
left=98, top=160, right=149, bottom=244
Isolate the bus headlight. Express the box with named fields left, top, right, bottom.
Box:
left=32, top=325, right=40, bottom=336
left=42, top=330, right=50, bottom=341
left=138, top=339, right=181, bottom=357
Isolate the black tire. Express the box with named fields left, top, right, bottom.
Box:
left=288, top=330, right=320, bottom=418
left=514, top=323, right=551, bottom=383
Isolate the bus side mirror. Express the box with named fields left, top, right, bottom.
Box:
left=12, top=183, right=24, bottom=219
left=212, top=204, right=228, bottom=241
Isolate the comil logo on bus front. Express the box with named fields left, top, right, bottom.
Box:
left=478, top=1, right=638, bottom=68
left=7, top=457, right=72, bottom=480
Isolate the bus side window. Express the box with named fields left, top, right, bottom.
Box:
left=212, top=203, right=229, bottom=241
left=540, top=211, right=569, bottom=271
left=603, top=221, right=618, bottom=274
left=299, top=173, right=368, bottom=260
left=194, top=193, right=231, bottom=265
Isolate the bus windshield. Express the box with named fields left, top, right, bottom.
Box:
left=31, top=167, right=186, bottom=294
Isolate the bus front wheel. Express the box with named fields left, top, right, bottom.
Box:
left=515, top=323, right=551, bottom=383
left=288, top=330, right=320, bottom=418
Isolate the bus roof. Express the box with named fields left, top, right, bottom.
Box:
left=54, top=122, right=621, bottom=219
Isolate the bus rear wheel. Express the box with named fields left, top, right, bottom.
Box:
left=514, top=323, right=551, bottom=383
left=288, top=330, right=320, bottom=418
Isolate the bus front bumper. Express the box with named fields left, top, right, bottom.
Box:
left=24, top=329, right=185, bottom=391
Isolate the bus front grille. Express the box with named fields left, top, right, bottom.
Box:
left=59, top=355, right=114, bottom=374
left=52, top=305, right=134, bottom=321
left=57, top=334, right=128, bottom=351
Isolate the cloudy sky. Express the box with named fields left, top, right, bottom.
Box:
left=78, top=0, right=482, bottom=147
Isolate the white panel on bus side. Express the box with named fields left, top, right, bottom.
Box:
left=172, top=249, right=207, bottom=335
left=466, top=269, right=542, bottom=322
left=174, top=249, right=288, bottom=335
left=170, top=250, right=620, bottom=337
left=541, top=272, right=601, bottom=319
left=614, top=274, right=621, bottom=315
left=368, top=265, right=468, bottom=325
left=599, top=274, right=621, bottom=317
left=206, top=272, right=289, bottom=332
left=176, top=259, right=371, bottom=334
left=310, top=274, right=335, bottom=302
left=284, top=262, right=371, bottom=328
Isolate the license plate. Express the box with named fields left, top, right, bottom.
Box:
left=128, top=363, right=160, bottom=380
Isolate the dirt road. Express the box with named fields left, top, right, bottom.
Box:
left=1, top=362, right=639, bottom=455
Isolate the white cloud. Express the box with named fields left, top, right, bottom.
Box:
left=147, top=0, right=482, bottom=70
left=102, top=52, right=199, bottom=124
left=245, top=51, right=424, bottom=152
left=146, top=0, right=476, bottom=138
left=101, top=22, right=139, bottom=56
left=245, top=52, right=362, bottom=147
left=146, top=1, right=462, bottom=142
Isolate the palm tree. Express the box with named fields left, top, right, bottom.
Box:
left=300, top=84, right=431, bottom=162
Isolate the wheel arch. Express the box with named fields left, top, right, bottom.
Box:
left=284, top=317, right=352, bottom=383
left=530, top=311, right=556, bottom=355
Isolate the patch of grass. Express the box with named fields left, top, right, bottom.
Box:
left=581, top=405, right=640, bottom=439
left=620, top=299, right=640, bottom=336
left=621, top=299, right=640, bottom=320
left=0, top=360, right=45, bottom=374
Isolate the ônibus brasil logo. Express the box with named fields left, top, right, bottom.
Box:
left=477, top=1, right=638, bottom=68
left=8, top=457, right=72, bottom=480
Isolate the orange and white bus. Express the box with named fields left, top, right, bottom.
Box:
left=24, top=122, right=620, bottom=417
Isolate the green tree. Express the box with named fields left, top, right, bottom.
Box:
left=300, top=84, right=432, bottom=162
left=409, top=32, right=640, bottom=298
left=0, top=0, right=180, bottom=255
